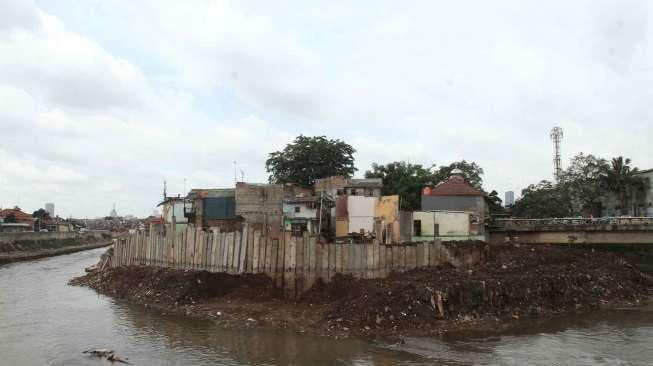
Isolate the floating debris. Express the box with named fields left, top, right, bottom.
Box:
left=83, top=349, right=132, bottom=364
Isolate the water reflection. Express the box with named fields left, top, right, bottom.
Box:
left=1, top=248, right=652, bottom=366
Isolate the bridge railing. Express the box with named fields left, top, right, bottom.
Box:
left=490, top=217, right=653, bottom=230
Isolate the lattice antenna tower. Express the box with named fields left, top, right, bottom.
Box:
left=550, top=127, right=563, bottom=181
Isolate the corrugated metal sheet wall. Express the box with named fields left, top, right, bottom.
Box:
left=204, top=197, right=236, bottom=220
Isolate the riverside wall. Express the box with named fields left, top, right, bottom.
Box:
left=112, top=225, right=487, bottom=298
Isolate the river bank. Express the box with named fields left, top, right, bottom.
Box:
left=0, top=237, right=113, bottom=265
left=71, top=244, right=653, bottom=339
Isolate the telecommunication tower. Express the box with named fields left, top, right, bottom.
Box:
left=550, top=127, right=563, bottom=181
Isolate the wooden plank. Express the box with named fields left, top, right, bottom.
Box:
left=416, top=242, right=423, bottom=268
left=373, top=244, right=380, bottom=278
left=277, top=232, right=289, bottom=289
left=315, top=242, right=323, bottom=281
left=247, top=226, right=255, bottom=273
left=225, top=232, right=233, bottom=273
left=296, top=234, right=305, bottom=294
left=392, top=245, right=399, bottom=271
left=399, top=245, right=407, bottom=272
left=322, top=243, right=330, bottom=280
left=252, top=230, right=260, bottom=273
left=334, top=243, right=342, bottom=274
left=353, top=244, right=361, bottom=278
left=219, top=232, right=227, bottom=272
left=270, top=238, right=279, bottom=282
left=239, top=227, right=248, bottom=273
left=429, top=242, right=438, bottom=267
left=379, top=244, right=387, bottom=277
left=305, top=236, right=316, bottom=291
left=264, top=234, right=272, bottom=274
left=301, top=232, right=310, bottom=291
left=327, top=243, right=335, bottom=281
left=407, top=245, right=417, bottom=270
left=366, top=244, right=374, bottom=279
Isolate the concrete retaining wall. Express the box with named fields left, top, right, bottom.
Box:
left=489, top=230, right=653, bottom=245
left=113, top=226, right=487, bottom=298
left=0, top=231, right=78, bottom=244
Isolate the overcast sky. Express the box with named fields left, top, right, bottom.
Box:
left=1, top=0, right=651, bottom=218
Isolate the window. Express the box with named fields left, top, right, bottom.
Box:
left=413, top=220, right=421, bottom=236
left=351, top=189, right=357, bottom=195
left=294, top=206, right=301, bottom=213
left=306, top=201, right=314, bottom=209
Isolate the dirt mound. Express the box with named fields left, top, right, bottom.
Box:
left=72, top=244, right=653, bottom=338
left=72, top=267, right=282, bottom=305
left=302, top=245, right=653, bottom=333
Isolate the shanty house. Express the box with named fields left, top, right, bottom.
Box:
left=186, top=188, right=242, bottom=231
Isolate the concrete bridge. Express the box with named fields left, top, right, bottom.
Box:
left=488, top=217, right=653, bottom=245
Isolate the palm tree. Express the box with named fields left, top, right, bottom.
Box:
left=603, top=157, right=645, bottom=215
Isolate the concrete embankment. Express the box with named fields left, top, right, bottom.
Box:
left=71, top=244, right=653, bottom=339
left=0, top=233, right=113, bottom=265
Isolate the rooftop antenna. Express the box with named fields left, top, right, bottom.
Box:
left=240, top=168, right=245, bottom=183
left=234, top=161, right=237, bottom=184
left=550, top=126, right=563, bottom=181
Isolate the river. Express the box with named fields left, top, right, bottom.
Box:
left=1, top=248, right=652, bottom=365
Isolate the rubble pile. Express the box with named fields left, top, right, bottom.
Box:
left=308, top=244, right=653, bottom=333
left=72, top=244, right=653, bottom=338
left=71, top=266, right=281, bottom=305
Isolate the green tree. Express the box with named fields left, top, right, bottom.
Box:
left=512, top=180, right=573, bottom=218
left=266, top=135, right=357, bottom=187
left=558, top=153, right=609, bottom=216
left=365, top=161, right=438, bottom=210
left=602, top=156, right=646, bottom=215
left=434, top=160, right=484, bottom=188
left=485, top=190, right=505, bottom=214
left=32, top=208, right=51, bottom=219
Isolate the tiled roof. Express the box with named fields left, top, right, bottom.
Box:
left=0, top=208, right=34, bottom=223
left=424, top=178, right=484, bottom=196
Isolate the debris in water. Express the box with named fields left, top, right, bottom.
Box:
left=83, top=349, right=132, bottom=364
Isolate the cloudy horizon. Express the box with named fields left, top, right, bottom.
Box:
left=1, top=0, right=652, bottom=218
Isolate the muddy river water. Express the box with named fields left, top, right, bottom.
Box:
left=1, top=248, right=653, bottom=365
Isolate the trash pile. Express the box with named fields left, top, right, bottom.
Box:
left=71, top=266, right=281, bottom=306
left=307, top=244, right=653, bottom=333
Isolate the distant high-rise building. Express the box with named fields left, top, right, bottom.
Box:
left=504, top=191, right=515, bottom=207
left=110, top=203, right=118, bottom=218
left=45, top=203, right=55, bottom=217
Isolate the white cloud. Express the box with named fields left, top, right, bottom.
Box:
left=1, top=0, right=652, bottom=216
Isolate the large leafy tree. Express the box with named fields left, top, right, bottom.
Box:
left=485, top=190, right=505, bottom=214
left=434, top=160, right=484, bottom=188
left=32, top=208, right=51, bottom=219
left=266, top=135, right=356, bottom=186
left=512, top=180, right=573, bottom=218
left=365, top=161, right=438, bottom=210
left=558, top=153, right=609, bottom=216
left=602, top=156, right=647, bottom=215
